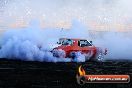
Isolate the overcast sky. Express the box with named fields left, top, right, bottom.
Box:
left=0, top=0, right=132, bottom=31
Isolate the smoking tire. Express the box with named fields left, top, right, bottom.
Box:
left=70, top=51, right=95, bottom=62
left=52, top=49, right=66, bottom=58
left=70, top=51, right=76, bottom=59
left=95, top=53, right=104, bottom=62
left=94, top=48, right=104, bottom=62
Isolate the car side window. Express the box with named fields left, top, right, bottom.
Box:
left=62, top=39, right=73, bottom=45
left=78, top=40, right=92, bottom=47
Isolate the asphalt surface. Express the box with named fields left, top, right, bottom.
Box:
left=0, top=59, right=131, bottom=88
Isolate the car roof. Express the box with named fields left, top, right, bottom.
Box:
left=59, top=38, right=90, bottom=41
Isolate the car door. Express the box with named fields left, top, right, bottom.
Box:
left=78, top=40, right=93, bottom=54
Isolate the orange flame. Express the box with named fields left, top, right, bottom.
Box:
left=78, top=65, right=86, bottom=76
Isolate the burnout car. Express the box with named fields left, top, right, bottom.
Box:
left=52, top=38, right=107, bottom=61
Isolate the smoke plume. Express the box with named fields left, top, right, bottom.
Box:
left=0, top=20, right=88, bottom=62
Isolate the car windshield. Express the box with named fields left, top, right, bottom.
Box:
left=62, top=39, right=73, bottom=45
left=78, top=40, right=92, bottom=47
left=57, top=39, right=64, bottom=44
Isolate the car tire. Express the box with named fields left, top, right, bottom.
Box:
left=52, top=49, right=66, bottom=58
left=70, top=51, right=76, bottom=59
left=94, top=48, right=104, bottom=62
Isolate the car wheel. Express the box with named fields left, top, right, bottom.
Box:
left=95, top=48, right=104, bottom=62
left=52, top=49, right=66, bottom=58
left=96, top=52, right=104, bottom=62
left=70, top=51, right=76, bottom=59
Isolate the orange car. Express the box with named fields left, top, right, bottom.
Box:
left=52, top=38, right=107, bottom=61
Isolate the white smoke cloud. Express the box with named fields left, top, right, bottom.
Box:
left=0, top=20, right=88, bottom=62
left=0, top=20, right=132, bottom=62
left=94, top=32, right=132, bottom=60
